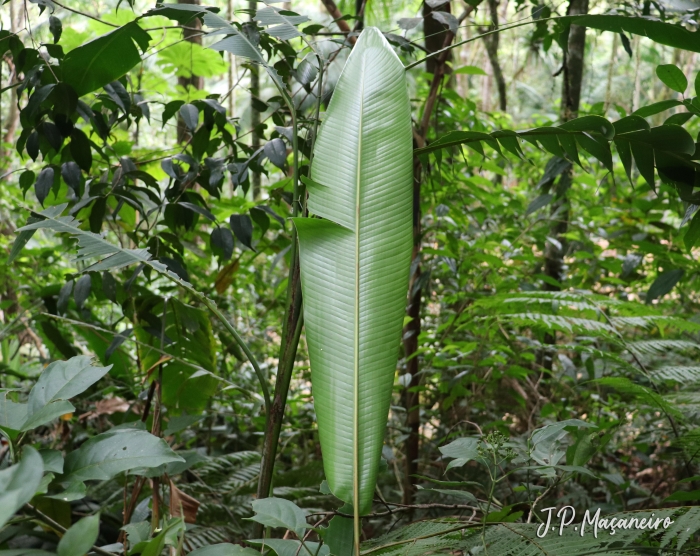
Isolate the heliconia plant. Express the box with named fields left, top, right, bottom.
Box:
left=293, top=27, right=413, bottom=551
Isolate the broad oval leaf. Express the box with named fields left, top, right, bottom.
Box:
left=656, top=63, right=688, bottom=94
left=63, top=428, right=184, bottom=481
left=0, top=447, right=43, bottom=530
left=248, top=497, right=309, bottom=538
left=180, top=103, right=199, bottom=131
left=62, top=22, right=151, bottom=97
left=28, top=355, right=111, bottom=414
left=73, top=274, right=92, bottom=309
left=35, top=167, right=54, bottom=207
left=646, top=269, right=684, bottom=304
left=57, top=514, right=100, bottom=556
left=292, top=27, right=413, bottom=514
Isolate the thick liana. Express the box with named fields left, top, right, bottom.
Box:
left=292, top=26, right=413, bottom=527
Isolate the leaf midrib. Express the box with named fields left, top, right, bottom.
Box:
left=353, top=48, right=366, bottom=526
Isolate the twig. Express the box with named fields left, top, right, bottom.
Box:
left=25, top=504, right=117, bottom=556
left=51, top=0, right=120, bottom=28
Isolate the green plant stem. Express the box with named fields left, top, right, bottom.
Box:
left=253, top=105, right=306, bottom=538
left=200, top=297, right=271, bottom=414
left=25, top=504, right=116, bottom=556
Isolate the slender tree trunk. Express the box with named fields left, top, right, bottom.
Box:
left=401, top=6, right=474, bottom=505
left=177, top=0, right=203, bottom=144
left=319, top=0, right=357, bottom=44
left=542, top=0, right=588, bottom=361
left=483, top=0, right=507, bottom=111
left=422, top=1, right=452, bottom=76
left=355, top=0, right=365, bottom=31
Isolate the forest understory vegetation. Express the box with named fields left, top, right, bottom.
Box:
left=2, top=0, right=700, bottom=554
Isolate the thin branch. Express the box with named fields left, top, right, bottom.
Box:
left=405, top=16, right=559, bottom=70
left=51, top=0, right=120, bottom=28
left=25, top=504, right=117, bottom=556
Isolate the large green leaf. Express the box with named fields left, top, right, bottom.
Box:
left=28, top=356, right=111, bottom=414
left=56, top=514, right=100, bottom=556
left=61, top=21, right=151, bottom=97
left=292, top=28, right=413, bottom=514
left=566, top=14, right=700, bottom=53
left=0, top=447, right=43, bottom=529
left=63, top=428, right=184, bottom=481
left=1, top=356, right=110, bottom=432
left=247, top=497, right=309, bottom=538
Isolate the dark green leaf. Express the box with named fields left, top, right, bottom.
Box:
left=630, top=140, right=655, bottom=189
left=35, top=167, right=54, bottom=206
left=613, top=115, right=649, bottom=134
left=39, top=449, right=64, bottom=474
left=656, top=64, right=688, bottom=94
left=559, top=115, right=615, bottom=140
left=211, top=227, right=234, bottom=261
left=250, top=207, right=270, bottom=235
left=179, top=201, right=215, bottom=222
left=664, top=112, right=694, bottom=126
left=180, top=103, right=199, bottom=131
left=105, top=328, right=132, bottom=361
left=62, top=22, right=151, bottom=97
left=9, top=214, right=41, bottom=263
left=73, top=274, right=92, bottom=309
left=633, top=99, right=683, bottom=118
left=646, top=269, right=684, bottom=303
left=61, top=161, right=81, bottom=193
left=162, top=100, right=185, bottom=128
left=264, top=137, right=287, bottom=169
left=575, top=133, right=613, bottom=172
left=230, top=214, right=254, bottom=250
left=49, top=16, right=62, bottom=44
left=685, top=210, right=700, bottom=251
left=567, top=15, right=700, bottom=54
left=89, top=197, right=106, bottom=233
left=42, top=122, right=63, bottom=152
left=614, top=139, right=633, bottom=184
left=296, top=59, right=317, bottom=86
left=0, top=447, right=43, bottom=529
left=26, top=131, right=39, bottom=161
left=248, top=497, right=309, bottom=538
left=57, top=280, right=73, bottom=314
left=70, top=129, right=92, bottom=172
left=28, top=355, right=111, bottom=416
left=57, top=514, right=100, bottom=556
left=63, top=428, right=184, bottom=481
left=619, top=32, right=632, bottom=57
left=40, top=321, right=78, bottom=358
left=526, top=194, right=553, bottom=216
left=19, top=170, right=35, bottom=195
left=102, top=271, right=117, bottom=302
left=104, top=80, right=131, bottom=114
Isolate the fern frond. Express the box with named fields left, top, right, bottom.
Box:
left=595, top=377, right=683, bottom=419
left=611, top=315, right=700, bottom=332
left=627, top=340, right=700, bottom=356
left=672, top=429, right=700, bottom=462
left=660, top=506, right=700, bottom=550
left=500, top=313, right=616, bottom=335
left=652, top=366, right=700, bottom=383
